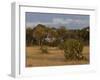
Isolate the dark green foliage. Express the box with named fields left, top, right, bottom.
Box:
left=26, top=28, right=33, bottom=46
left=26, top=24, right=89, bottom=47
left=40, top=46, right=48, bottom=54
left=63, top=39, right=84, bottom=60
left=76, top=27, right=89, bottom=45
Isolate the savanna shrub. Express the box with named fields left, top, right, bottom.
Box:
left=58, top=42, right=65, bottom=50
left=63, top=39, right=84, bottom=60
left=40, top=46, right=48, bottom=54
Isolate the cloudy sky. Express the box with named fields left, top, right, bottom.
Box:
left=26, top=12, right=89, bottom=29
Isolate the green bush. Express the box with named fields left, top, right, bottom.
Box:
left=58, top=42, right=65, bottom=50
left=63, top=39, right=84, bottom=60
left=40, top=46, right=48, bottom=54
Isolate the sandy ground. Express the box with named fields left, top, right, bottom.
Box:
left=26, top=46, right=89, bottom=67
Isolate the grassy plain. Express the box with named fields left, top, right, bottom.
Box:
left=26, top=46, right=89, bottom=67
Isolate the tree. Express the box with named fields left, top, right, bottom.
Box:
left=50, top=28, right=59, bottom=46
left=33, top=24, right=47, bottom=46
left=57, top=26, right=67, bottom=41
left=81, top=27, right=89, bottom=42
left=26, top=28, right=33, bottom=46
left=76, top=27, right=89, bottom=45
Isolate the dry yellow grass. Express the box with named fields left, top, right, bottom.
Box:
left=26, top=46, right=89, bottom=67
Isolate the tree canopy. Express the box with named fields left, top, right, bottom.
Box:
left=26, top=24, right=89, bottom=47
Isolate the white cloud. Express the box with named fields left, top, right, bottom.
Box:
left=26, top=22, right=51, bottom=27
left=52, top=18, right=88, bottom=25
left=52, top=18, right=73, bottom=24
left=26, top=18, right=89, bottom=29
left=26, top=18, right=73, bottom=27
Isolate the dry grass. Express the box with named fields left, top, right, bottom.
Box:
left=26, top=46, right=89, bottom=67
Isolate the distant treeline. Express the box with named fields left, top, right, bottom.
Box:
left=26, top=24, right=89, bottom=47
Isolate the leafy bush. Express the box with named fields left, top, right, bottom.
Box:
left=40, top=46, right=48, bottom=54
left=63, top=39, right=84, bottom=60
left=58, top=42, right=65, bottom=50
